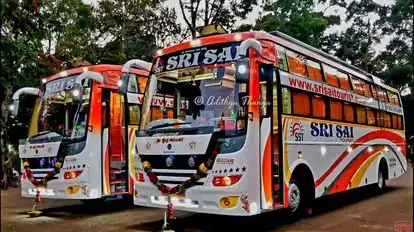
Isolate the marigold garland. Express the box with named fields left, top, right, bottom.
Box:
left=23, top=142, right=69, bottom=187
left=142, top=145, right=220, bottom=195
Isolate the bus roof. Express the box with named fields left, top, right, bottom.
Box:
left=156, top=30, right=399, bottom=94
left=45, top=64, right=149, bottom=82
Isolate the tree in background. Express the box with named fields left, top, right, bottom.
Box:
left=321, top=0, right=389, bottom=75
left=178, top=0, right=261, bottom=38
left=94, top=0, right=181, bottom=64
left=40, top=0, right=97, bottom=66
left=0, top=0, right=47, bottom=188
left=378, top=0, right=413, bottom=91
left=249, top=0, right=343, bottom=47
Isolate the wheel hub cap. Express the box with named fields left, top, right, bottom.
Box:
left=288, top=182, right=300, bottom=212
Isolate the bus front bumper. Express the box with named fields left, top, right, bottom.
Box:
left=133, top=182, right=261, bottom=216
left=20, top=178, right=101, bottom=200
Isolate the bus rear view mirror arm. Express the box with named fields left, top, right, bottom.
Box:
left=10, top=87, right=40, bottom=116
left=239, top=38, right=262, bottom=57
left=118, top=59, right=152, bottom=94
left=72, top=71, right=104, bottom=104
left=235, top=39, right=263, bottom=83
left=122, top=59, right=152, bottom=73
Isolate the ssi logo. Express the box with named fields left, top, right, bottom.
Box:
left=289, top=120, right=304, bottom=142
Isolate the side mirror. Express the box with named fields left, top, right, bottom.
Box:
left=72, top=83, right=83, bottom=105
left=9, top=100, right=19, bottom=116
left=235, top=57, right=250, bottom=83
left=10, top=87, right=40, bottom=117
left=118, top=74, right=130, bottom=94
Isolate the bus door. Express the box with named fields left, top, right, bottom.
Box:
left=102, top=89, right=128, bottom=195
left=259, top=63, right=283, bottom=209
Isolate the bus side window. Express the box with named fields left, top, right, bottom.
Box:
left=387, top=90, right=400, bottom=106
left=138, top=76, right=148, bottom=94
left=338, top=71, right=351, bottom=90
left=286, top=49, right=307, bottom=77
left=356, top=106, right=367, bottom=124
left=361, top=80, right=372, bottom=98
left=306, top=60, right=324, bottom=82
left=371, top=85, right=379, bottom=99
left=275, top=45, right=288, bottom=71
left=292, top=91, right=311, bottom=116
left=351, top=76, right=364, bottom=95
left=367, top=108, right=376, bottom=125
left=282, top=87, right=291, bottom=114
left=127, top=75, right=138, bottom=93
left=129, top=104, right=140, bottom=125
left=311, top=95, right=326, bottom=118
left=259, top=64, right=273, bottom=117
left=384, top=112, right=391, bottom=128
left=391, top=114, right=398, bottom=129
left=329, top=99, right=343, bottom=121
left=323, top=65, right=339, bottom=87
left=397, top=115, right=403, bottom=129
left=344, top=103, right=355, bottom=122
left=377, top=111, right=384, bottom=127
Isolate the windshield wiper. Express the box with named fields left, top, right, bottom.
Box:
left=148, top=122, right=191, bottom=130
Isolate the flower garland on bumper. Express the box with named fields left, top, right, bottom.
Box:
left=23, top=143, right=69, bottom=187
left=141, top=144, right=220, bottom=220
left=23, top=156, right=64, bottom=187
left=22, top=142, right=69, bottom=216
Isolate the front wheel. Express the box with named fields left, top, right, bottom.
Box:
left=287, top=179, right=309, bottom=221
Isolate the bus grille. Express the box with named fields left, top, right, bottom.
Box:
left=139, top=155, right=208, bottom=187
left=29, top=168, right=59, bottom=181
left=24, top=157, right=59, bottom=181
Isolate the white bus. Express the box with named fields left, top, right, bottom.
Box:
left=11, top=63, right=155, bottom=203
left=126, top=30, right=407, bottom=217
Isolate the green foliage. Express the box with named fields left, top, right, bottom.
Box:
left=94, top=0, right=181, bottom=63
left=250, top=0, right=341, bottom=47
left=41, top=0, right=98, bottom=63
left=178, top=0, right=260, bottom=38
left=0, top=0, right=49, bottom=97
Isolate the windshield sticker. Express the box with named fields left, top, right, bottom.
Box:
left=153, top=42, right=241, bottom=74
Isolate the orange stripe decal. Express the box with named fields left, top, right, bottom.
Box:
left=328, top=146, right=384, bottom=194
left=315, top=130, right=405, bottom=187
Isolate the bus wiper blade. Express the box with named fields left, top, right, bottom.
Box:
left=29, top=131, right=52, bottom=139
left=148, top=122, right=191, bottom=130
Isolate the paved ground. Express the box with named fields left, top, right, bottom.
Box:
left=1, top=163, right=412, bottom=232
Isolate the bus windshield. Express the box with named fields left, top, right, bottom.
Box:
left=141, top=42, right=247, bottom=135
left=34, top=75, right=91, bottom=140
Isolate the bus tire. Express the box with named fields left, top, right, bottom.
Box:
left=376, top=159, right=388, bottom=193
left=287, top=179, right=308, bottom=221
left=287, top=165, right=315, bottom=221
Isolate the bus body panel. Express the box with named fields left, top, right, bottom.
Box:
left=133, top=119, right=263, bottom=216
left=21, top=132, right=102, bottom=199
left=281, top=115, right=406, bottom=199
